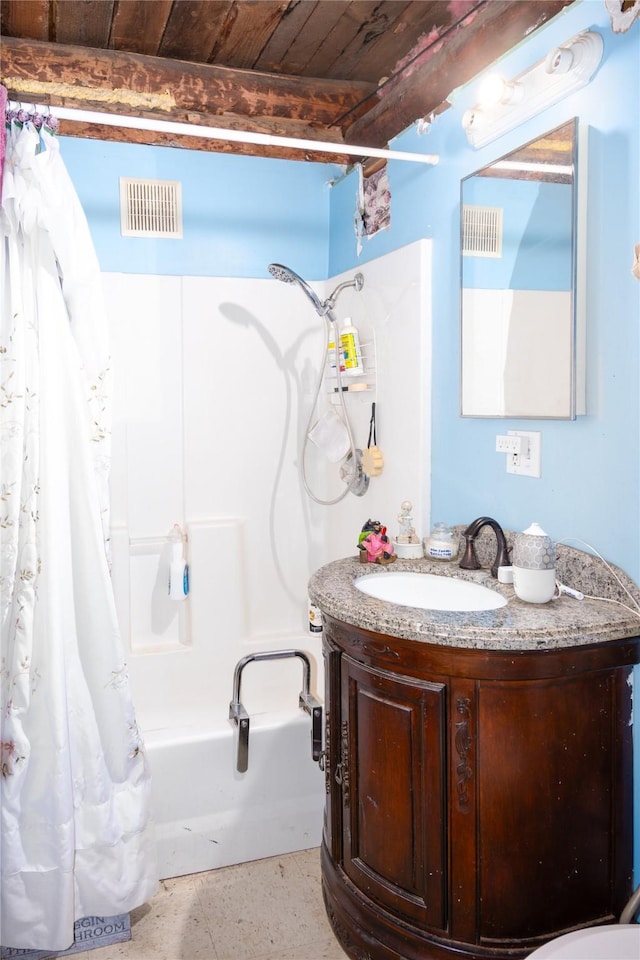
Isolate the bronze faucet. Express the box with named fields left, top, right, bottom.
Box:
left=458, top=516, right=510, bottom=579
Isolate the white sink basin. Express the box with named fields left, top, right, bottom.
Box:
left=355, top=571, right=508, bottom=612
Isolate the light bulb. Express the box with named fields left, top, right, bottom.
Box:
left=477, top=74, right=523, bottom=107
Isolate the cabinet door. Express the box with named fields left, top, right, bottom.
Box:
left=477, top=670, right=630, bottom=944
left=340, top=656, right=447, bottom=929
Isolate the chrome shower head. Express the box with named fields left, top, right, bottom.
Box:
left=268, top=263, right=325, bottom=316
left=268, top=263, right=299, bottom=284
left=268, top=262, right=365, bottom=321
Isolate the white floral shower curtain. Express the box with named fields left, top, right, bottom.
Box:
left=0, top=118, right=157, bottom=951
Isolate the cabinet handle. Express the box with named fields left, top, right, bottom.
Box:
left=455, top=696, right=473, bottom=811
left=339, top=720, right=351, bottom=807
left=324, top=715, right=331, bottom=792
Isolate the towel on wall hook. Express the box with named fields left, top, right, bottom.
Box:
left=632, top=243, right=640, bottom=280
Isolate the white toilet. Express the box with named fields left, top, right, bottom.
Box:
left=528, top=885, right=640, bottom=959
left=528, top=924, right=640, bottom=958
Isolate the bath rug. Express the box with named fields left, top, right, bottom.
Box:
left=0, top=914, right=131, bottom=960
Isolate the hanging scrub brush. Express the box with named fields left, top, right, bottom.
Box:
left=362, top=402, right=384, bottom=477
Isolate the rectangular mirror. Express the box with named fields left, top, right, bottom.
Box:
left=460, top=119, right=585, bottom=418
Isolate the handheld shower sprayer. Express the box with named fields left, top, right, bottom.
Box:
left=268, top=263, right=326, bottom=316
left=268, top=262, right=367, bottom=505
left=268, top=263, right=364, bottom=321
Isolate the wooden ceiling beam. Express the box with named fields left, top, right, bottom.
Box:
left=342, top=0, right=575, bottom=147
left=1, top=36, right=374, bottom=130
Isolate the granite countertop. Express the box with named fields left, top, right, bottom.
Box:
left=308, top=536, right=640, bottom=651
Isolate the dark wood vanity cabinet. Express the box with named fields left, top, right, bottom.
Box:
left=339, top=657, right=447, bottom=930
left=321, top=614, right=639, bottom=960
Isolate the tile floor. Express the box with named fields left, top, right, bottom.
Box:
left=71, top=848, right=349, bottom=960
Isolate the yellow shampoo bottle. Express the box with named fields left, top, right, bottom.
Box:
left=340, top=318, right=364, bottom=375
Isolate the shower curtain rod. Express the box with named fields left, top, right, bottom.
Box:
left=42, top=104, right=440, bottom=166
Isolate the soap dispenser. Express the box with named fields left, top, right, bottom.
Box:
left=512, top=522, right=556, bottom=604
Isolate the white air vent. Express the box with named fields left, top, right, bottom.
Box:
left=462, top=205, right=503, bottom=257
left=120, top=178, right=183, bottom=238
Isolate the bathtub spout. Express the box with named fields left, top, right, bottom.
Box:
left=229, top=649, right=324, bottom=772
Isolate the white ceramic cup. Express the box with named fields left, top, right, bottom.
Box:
left=512, top=566, right=556, bottom=604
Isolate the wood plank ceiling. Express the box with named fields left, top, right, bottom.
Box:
left=1, top=0, right=577, bottom=164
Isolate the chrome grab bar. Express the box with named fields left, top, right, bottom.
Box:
left=229, top=649, right=323, bottom=773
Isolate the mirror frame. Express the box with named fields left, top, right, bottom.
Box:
left=460, top=118, right=586, bottom=419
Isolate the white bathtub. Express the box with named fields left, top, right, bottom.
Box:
left=143, top=706, right=325, bottom=879
left=109, top=516, right=327, bottom=880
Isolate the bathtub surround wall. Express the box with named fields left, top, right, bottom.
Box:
left=104, top=271, right=329, bottom=877
left=102, top=241, right=430, bottom=877
left=104, top=273, right=324, bottom=691
left=321, top=241, right=431, bottom=558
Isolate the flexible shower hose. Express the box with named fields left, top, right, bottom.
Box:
left=301, top=313, right=360, bottom=505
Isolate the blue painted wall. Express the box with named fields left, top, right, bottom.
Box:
left=61, top=139, right=338, bottom=279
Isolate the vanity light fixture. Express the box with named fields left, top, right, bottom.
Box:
left=462, top=30, right=603, bottom=149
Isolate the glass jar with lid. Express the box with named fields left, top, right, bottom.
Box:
left=424, top=522, right=459, bottom=560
